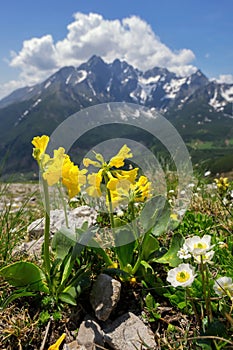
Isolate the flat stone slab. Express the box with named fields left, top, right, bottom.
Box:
left=104, top=312, right=157, bottom=350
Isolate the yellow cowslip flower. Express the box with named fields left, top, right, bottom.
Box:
left=108, top=175, right=151, bottom=208
left=115, top=168, right=138, bottom=184
left=48, top=333, right=66, bottom=350
left=108, top=145, right=133, bottom=168
left=83, top=158, right=102, bottom=168
left=83, top=145, right=132, bottom=171
left=43, top=147, right=66, bottom=186
left=83, top=145, right=135, bottom=199
left=132, top=175, right=151, bottom=202
left=32, top=135, right=49, bottom=162
left=214, top=177, right=229, bottom=191
left=62, top=155, right=87, bottom=199
left=86, top=170, right=103, bottom=197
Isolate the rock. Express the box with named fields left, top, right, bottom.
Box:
left=63, top=341, right=86, bottom=349
left=104, top=312, right=157, bottom=350
left=12, top=237, right=44, bottom=258
left=90, top=273, right=121, bottom=321
left=27, top=206, right=97, bottom=239
left=77, top=316, right=104, bottom=350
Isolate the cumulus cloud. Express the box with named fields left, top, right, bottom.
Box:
left=216, top=74, right=233, bottom=84
left=1, top=12, right=197, bottom=98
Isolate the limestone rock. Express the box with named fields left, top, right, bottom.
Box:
left=90, top=274, right=121, bottom=321
left=27, top=206, right=97, bottom=239
left=104, top=312, right=157, bottom=350
left=77, top=316, right=104, bottom=350
left=63, top=341, right=86, bottom=349
left=12, top=237, right=44, bottom=258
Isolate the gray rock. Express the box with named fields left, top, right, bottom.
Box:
left=104, top=312, right=157, bottom=350
left=90, top=274, right=121, bottom=321
left=77, top=316, right=104, bottom=350
left=27, top=206, right=97, bottom=239
left=63, top=341, right=86, bottom=350
left=12, top=237, right=44, bottom=258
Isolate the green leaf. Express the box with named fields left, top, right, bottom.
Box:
left=114, top=227, right=136, bottom=269
left=59, top=291, right=77, bottom=305
left=154, top=233, right=183, bottom=267
left=0, top=262, right=49, bottom=293
left=141, top=233, right=159, bottom=261
left=140, top=260, right=154, bottom=273
left=1, top=290, right=36, bottom=308
left=140, top=196, right=167, bottom=233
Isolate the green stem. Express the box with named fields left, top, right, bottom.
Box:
left=106, top=187, right=115, bottom=229
left=42, top=178, right=51, bottom=279
left=200, top=256, right=212, bottom=324
left=186, top=287, right=201, bottom=329
left=57, top=183, right=69, bottom=227
left=205, top=264, right=213, bottom=322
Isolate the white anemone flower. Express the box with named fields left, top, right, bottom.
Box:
left=177, top=243, right=192, bottom=259
left=185, top=235, right=213, bottom=255
left=193, top=250, right=215, bottom=264
left=213, top=277, right=233, bottom=297
left=167, top=263, right=196, bottom=288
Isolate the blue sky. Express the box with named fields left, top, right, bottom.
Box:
left=0, top=0, right=233, bottom=99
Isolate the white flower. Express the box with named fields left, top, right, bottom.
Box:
left=185, top=235, right=213, bottom=255
left=213, top=277, right=233, bottom=297
left=177, top=244, right=191, bottom=259
left=204, top=170, right=211, bottom=177
left=193, top=250, right=215, bottom=264
left=167, top=263, right=196, bottom=288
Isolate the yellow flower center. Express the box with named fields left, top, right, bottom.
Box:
left=194, top=242, right=207, bottom=249
left=176, top=271, right=190, bottom=283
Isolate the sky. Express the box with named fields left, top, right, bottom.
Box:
left=0, top=0, right=233, bottom=99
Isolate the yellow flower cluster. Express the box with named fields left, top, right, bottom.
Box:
left=32, top=137, right=151, bottom=206
left=32, top=135, right=86, bottom=199
left=214, top=177, right=229, bottom=192
left=83, top=145, right=151, bottom=207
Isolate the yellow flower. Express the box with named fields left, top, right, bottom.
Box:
left=130, top=277, right=137, bottom=284
left=108, top=262, right=118, bottom=269
left=62, top=155, right=87, bottom=198
left=83, top=158, right=102, bottom=168
left=43, top=147, right=66, bottom=186
left=48, top=333, right=66, bottom=350
left=83, top=145, right=132, bottom=171
left=170, top=213, right=178, bottom=221
left=115, top=168, right=138, bottom=184
left=108, top=145, right=133, bottom=168
left=107, top=175, right=151, bottom=208
left=83, top=145, right=135, bottom=199
left=86, top=170, right=103, bottom=197
left=214, top=177, right=229, bottom=191
left=132, top=175, right=151, bottom=202
left=32, top=135, right=49, bottom=162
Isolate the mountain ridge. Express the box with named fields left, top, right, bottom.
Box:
left=0, top=55, right=232, bottom=176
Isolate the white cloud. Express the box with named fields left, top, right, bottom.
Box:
left=1, top=12, right=197, bottom=99
left=216, top=74, right=233, bottom=84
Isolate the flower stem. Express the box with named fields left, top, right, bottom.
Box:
left=200, top=256, right=213, bottom=324
left=57, top=183, right=69, bottom=227
left=186, top=287, right=201, bottom=329
left=42, top=178, right=51, bottom=279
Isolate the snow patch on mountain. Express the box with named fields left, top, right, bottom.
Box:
left=221, top=86, right=233, bottom=102
left=163, top=77, right=187, bottom=99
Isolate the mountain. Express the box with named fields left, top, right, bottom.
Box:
left=0, top=55, right=233, bottom=177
